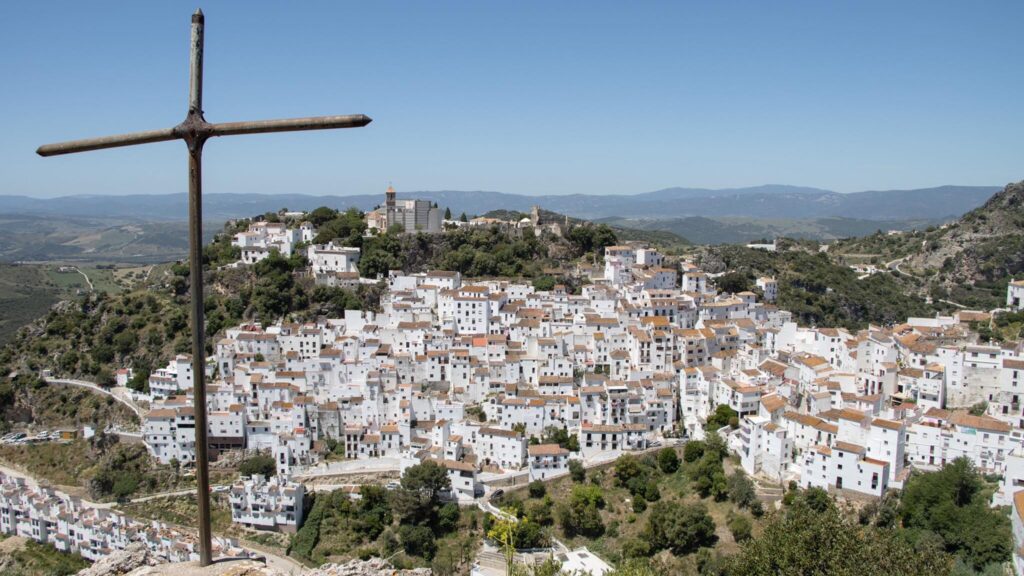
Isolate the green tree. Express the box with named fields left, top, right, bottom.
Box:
left=716, top=271, right=753, bottom=294
left=645, top=501, right=717, bottom=555
left=527, top=497, right=553, bottom=526
left=568, top=459, right=585, bottom=482
left=706, top=404, right=738, bottom=432
left=399, top=524, right=437, bottom=559
left=614, top=454, right=646, bottom=488
left=899, top=458, right=1011, bottom=570
left=239, top=453, right=277, bottom=477
left=727, top=513, right=753, bottom=543
left=528, top=480, right=546, bottom=499
left=683, top=440, right=706, bottom=463
left=532, top=275, right=557, bottom=291
left=691, top=452, right=727, bottom=500
left=95, top=367, right=115, bottom=388
left=727, top=469, right=757, bottom=509
left=657, top=447, right=680, bottom=474
left=437, top=502, right=461, bottom=533
left=558, top=485, right=605, bottom=538
left=727, top=500, right=952, bottom=576
left=393, top=460, right=452, bottom=526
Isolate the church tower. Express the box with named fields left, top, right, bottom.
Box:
left=385, top=184, right=396, bottom=209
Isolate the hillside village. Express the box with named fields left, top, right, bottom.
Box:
left=3, top=187, right=1024, bottom=574
left=0, top=218, right=994, bottom=570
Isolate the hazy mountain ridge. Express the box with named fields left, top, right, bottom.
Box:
left=598, top=215, right=940, bottom=245
left=0, top=184, right=997, bottom=223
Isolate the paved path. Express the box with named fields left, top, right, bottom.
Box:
left=45, top=378, right=144, bottom=421
left=294, top=456, right=399, bottom=480
left=886, top=255, right=909, bottom=275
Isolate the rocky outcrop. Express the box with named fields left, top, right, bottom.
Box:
left=76, top=543, right=166, bottom=576
left=78, top=555, right=431, bottom=576
left=306, top=558, right=431, bottom=576
left=904, top=180, right=1024, bottom=285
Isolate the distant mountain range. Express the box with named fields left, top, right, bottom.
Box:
left=596, top=216, right=941, bottom=246
left=0, top=184, right=1000, bottom=223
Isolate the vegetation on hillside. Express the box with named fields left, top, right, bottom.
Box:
left=0, top=265, right=66, bottom=349
left=489, top=440, right=762, bottom=573
left=0, top=373, right=136, bottom=434
left=830, top=181, right=1024, bottom=310
left=0, top=537, right=89, bottom=576
left=290, top=461, right=481, bottom=574
left=700, top=244, right=936, bottom=329
left=723, top=491, right=950, bottom=576
left=0, top=434, right=230, bottom=502
left=492, top=445, right=1009, bottom=576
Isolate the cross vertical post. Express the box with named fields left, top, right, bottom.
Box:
left=186, top=12, right=212, bottom=567
left=36, top=8, right=371, bottom=568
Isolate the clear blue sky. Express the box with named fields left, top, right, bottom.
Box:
left=3, top=1, right=1022, bottom=198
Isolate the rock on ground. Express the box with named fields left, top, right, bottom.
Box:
left=307, top=558, right=431, bottom=576
left=77, top=543, right=166, bottom=576
left=79, top=554, right=432, bottom=576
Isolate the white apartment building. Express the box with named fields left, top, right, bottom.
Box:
left=228, top=474, right=305, bottom=533
left=475, top=426, right=528, bottom=470
left=1008, top=280, right=1024, bottom=311
left=0, top=473, right=250, bottom=564
left=604, top=246, right=636, bottom=286
left=232, top=221, right=309, bottom=264
left=756, top=277, right=778, bottom=303
left=800, top=441, right=889, bottom=498
left=907, top=408, right=1022, bottom=474
left=528, top=444, right=571, bottom=480
left=307, top=242, right=360, bottom=275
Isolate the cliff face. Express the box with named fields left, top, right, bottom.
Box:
left=904, top=180, right=1024, bottom=285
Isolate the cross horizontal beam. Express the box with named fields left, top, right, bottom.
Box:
left=36, top=113, right=372, bottom=157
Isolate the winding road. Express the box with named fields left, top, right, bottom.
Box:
left=44, top=377, right=145, bottom=421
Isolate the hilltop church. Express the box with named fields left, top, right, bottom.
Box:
left=366, top=185, right=442, bottom=234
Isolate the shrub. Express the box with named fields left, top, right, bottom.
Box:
left=706, top=405, right=738, bottom=432
left=646, top=501, right=717, bottom=555
left=569, top=459, right=586, bottom=482
left=657, top=447, right=680, bottom=474
left=727, top=470, right=757, bottom=509
left=727, top=514, right=753, bottom=543
left=528, top=480, right=547, bottom=499
left=683, top=441, right=706, bottom=463
left=399, top=524, right=437, bottom=559
left=239, top=454, right=277, bottom=477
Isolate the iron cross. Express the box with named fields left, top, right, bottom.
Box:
left=37, top=9, right=371, bottom=566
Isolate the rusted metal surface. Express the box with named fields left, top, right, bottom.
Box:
left=36, top=127, right=179, bottom=157
left=186, top=11, right=213, bottom=568
left=35, top=8, right=370, bottom=567
left=209, top=114, right=372, bottom=137
left=189, top=10, right=204, bottom=115
left=37, top=115, right=373, bottom=157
